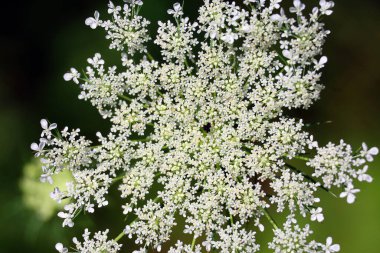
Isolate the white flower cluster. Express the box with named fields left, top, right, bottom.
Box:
left=269, top=215, right=340, bottom=253
left=308, top=141, right=377, bottom=203
left=56, top=229, right=122, bottom=253
left=31, top=0, right=378, bottom=252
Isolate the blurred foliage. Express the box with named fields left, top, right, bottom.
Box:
left=0, top=0, right=379, bottom=252
left=20, top=158, right=72, bottom=221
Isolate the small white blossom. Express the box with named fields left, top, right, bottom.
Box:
left=357, top=165, right=373, bottom=182
left=324, top=237, right=340, bottom=253
left=85, top=11, right=100, bottom=29
left=319, top=0, right=335, bottom=16
left=221, top=29, right=238, bottom=44
left=30, top=141, right=45, bottom=157
left=55, top=243, right=68, bottom=253
left=63, top=68, right=80, bottom=84
left=167, top=3, right=183, bottom=18
left=310, top=207, right=324, bottom=222
left=361, top=143, right=379, bottom=162
left=340, top=184, right=360, bottom=204
left=289, top=0, right=305, bottom=15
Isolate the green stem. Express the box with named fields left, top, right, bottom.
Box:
left=262, top=208, right=278, bottom=230
left=294, top=155, right=310, bottom=161
left=146, top=52, right=155, bottom=61
left=191, top=235, right=197, bottom=250
left=114, top=231, right=125, bottom=242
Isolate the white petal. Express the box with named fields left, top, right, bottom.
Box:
left=90, top=22, right=98, bottom=29
left=63, top=73, right=73, bottom=81
left=330, top=244, right=340, bottom=252
left=347, top=193, right=356, bottom=204
left=31, top=143, right=39, bottom=151
left=326, top=237, right=333, bottom=246
left=85, top=17, right=95, bottom=26
left=40, top=119, right=48, bottom=129
left=49, top=123, right=58, bottom=130
left=282, top=50, right=292, bottom=59
left=369, top=147, right=379, bottom=155
left=320, top=56, right=328, bottom=65
left=173, top=3, right=181, bottom=11
left=55, top=243, right=63, bottom=251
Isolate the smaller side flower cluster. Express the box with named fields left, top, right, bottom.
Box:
left=308, top=140, right=378, bottom=204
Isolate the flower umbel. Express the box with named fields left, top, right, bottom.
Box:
left=31, top=0, right=377, bottom=252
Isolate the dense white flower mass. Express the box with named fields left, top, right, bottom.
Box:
left=31, top=0, right=377, bottom=252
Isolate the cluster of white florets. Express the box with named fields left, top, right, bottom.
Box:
left=31, top=0, right=378, bottom=252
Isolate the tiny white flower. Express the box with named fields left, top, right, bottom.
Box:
left=357, top=165, right=373, bottom=183
left=87, top=53, right=105, bottom=67
left=40, top=166, right=54, bottom=184
left=271, top=8, right=286, bottom=25
left=361, top=143, right=379, bottom=162
left=50, top=187, right=62, bottom=203
left=319, top=0, right=335, bottom=16
left=310, top=207, right=324, bottom=222
left=221, top=30, right=238, bottom=44
left=40, top=119, right=57, bottom=139
left=325, top=237, right=340, bottom=253
left=202, top=240, right=212, bottom=252
left=85, top=11, right=100, bottom=29
left=55, top=243, right=68, bottom=253
left=340, top=184, right=360, bottom=204
left=30, top=141, right=46, bottom=157
left=63, top=68, right=81, bottom=84
left=314, top=56, right=328, bottom=70
left=308, top=135, right=319, bottom=149
left=290, top=0, right=306, bottom=15
left=167, top=3, right=183, bottom=18
left=108, top=1, right=121, bottom=15
left=41, top=118, right=57, bottom=133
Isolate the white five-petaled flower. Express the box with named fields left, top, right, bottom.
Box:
left=40, top=119, right=57, bottom=139
left=55, top=243, right=68, bottom=253
left=167, top=3, right=183, bottom=18
left=319, top=0, right=335, bottom=16
left=290, top=0, right=306, bottom=15
left=85, top=11, right=100, bottom=29
left=30, top=141, right=46, bottom=157
left=324, top=237, right=340, bottom=253
left=310, top=207, right=324, bottom=222
left=221, top=29, right=238, bottom=44
left=87, top=53, right=105, bottom=67
left=108, top=1, right=121, bottom=15
left=51, top=187, right=63, bottom=203
left=63, top=68, right=81, bottom=84
left=361, top=143, right=379, bottom=162
left=340, top=184, right=360, bottom=204
left=357, top=165, right=373, bottom=183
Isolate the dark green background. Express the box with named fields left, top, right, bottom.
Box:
left=0, top=0, right=379, bottom=252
